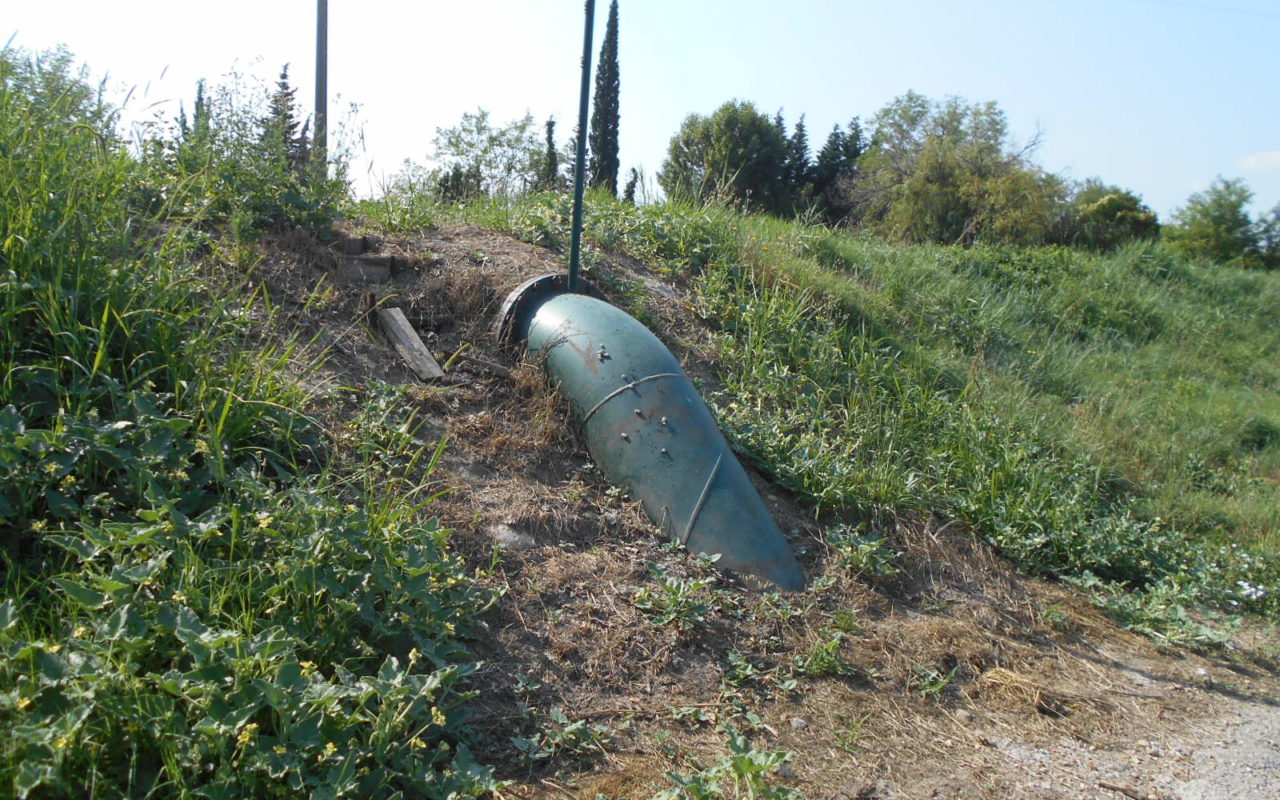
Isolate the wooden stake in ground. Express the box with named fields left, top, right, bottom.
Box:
left=376, top=307, right=444, bottom=381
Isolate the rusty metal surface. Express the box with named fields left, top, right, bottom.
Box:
left=500, top=276, right=804, bottom=591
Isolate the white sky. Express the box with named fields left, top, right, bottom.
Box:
left=7, top=0, right=1280, bottom=217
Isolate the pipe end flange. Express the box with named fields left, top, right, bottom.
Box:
left=495, top=273, right=604, bottom=345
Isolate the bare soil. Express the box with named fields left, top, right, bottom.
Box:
left=246, top=223, right=1280, bottom=800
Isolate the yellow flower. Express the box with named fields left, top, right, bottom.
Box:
left=273, top=745, right=286, bottom=755
left=410, top=737, right=427, bottom=750
left=194, top=439, right=209, bottom=454
left=431, top=707, right=446, bottom=727
left=236, top=722, right=259, bottom=748
left=408, top=648, right=420, bottom=665
left=300, top=661, right=317, bottom=677
left=30, top=520, right=46, bottom=533
left=16, top=697, right=32, bottom=711
left=46, top=643, right=62, bottom=654
left=318, top=741, right=338, bottom=762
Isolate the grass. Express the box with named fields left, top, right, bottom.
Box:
left=0, top=48, right=498, bottom=798
left=359, top=188, right=1280, bottom=637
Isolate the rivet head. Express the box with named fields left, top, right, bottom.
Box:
left=634, top=408, right=643, bottom=417
left=660, top=447, right=668, bottom=455
left=620, top=432, right=629, bottom=440
left=660, top=416, right=669, bottom=426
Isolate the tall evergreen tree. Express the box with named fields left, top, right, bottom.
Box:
left=623, top=167, right=640, bottom=204
left=783, top=115, right=812, bottom=201
left=539, top=117, right=559, bottom=191
left=813, top=118, right=864, bottom=223
left=588, top=0, right=621, bottom=194
left=265, top=65, right=309, bottom=172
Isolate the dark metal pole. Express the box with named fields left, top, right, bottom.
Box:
left=567, top=0, right=595, bottom=293
left=315, top=0, right=328, bottom=167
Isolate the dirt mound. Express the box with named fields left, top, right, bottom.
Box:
left=249, top=223, right=1280, bottom=800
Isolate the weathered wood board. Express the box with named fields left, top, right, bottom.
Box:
left=376, top=307, right=444, bottom=381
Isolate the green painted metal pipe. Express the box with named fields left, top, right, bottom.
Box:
left=499, top=275, right=805, bottom=591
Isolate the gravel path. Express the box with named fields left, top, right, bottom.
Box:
left=1173, top=696, right=1280, bottom=800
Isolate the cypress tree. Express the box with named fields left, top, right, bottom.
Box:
left=588, top=0, right=621, bottom=194
left=539, top=117, right=560, bottom=191
left=783, top=115, right=812, bottom=200
left=623, top=167, right=639, bottom=204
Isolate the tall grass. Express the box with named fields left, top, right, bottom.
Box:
left=362, top=189, right=1280, bottom=637
left=1, top=48, right=498, bottom=798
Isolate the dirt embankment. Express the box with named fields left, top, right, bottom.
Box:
left=252, top=223, right=1280, bottom=800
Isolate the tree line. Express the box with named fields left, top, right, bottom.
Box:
left=656, top=94, right=1279, bottom=266
left=402, top=0, right=1277, bottom=268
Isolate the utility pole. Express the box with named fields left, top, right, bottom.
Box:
left=314, top=0, right=328, bottom=167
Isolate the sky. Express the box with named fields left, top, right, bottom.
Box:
left=6, top=0, right=1280, bottom=218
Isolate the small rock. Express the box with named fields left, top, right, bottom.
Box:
left=484, top=523, right=536, bottom=551
left=955, top=709, right=974, bottom=724
left=789, top=717, right=808, bottom=730
left=775, top=763, right=796, bottom=780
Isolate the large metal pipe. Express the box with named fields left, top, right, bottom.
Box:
left=499, top=275, right=805, bottom=591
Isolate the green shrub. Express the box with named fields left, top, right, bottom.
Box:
left=0, top=47, right=499, bottom=798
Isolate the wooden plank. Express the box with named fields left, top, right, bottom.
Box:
left=336, top=255, right=397, bottom=284
left=376, top=307, right=444, bottom=381
left=337, top=262, right=391, bottom=284
left=336, top=235, right=366, bottom=255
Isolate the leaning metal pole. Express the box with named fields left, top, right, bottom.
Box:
left=567, top=0, right=595, bottom=293
left=314, top=0, right=328, bottom=166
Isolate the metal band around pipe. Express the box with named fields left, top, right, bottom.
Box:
left=682, top=451, right=723, bottom=545
left=579, top=372, right=682, bottom=428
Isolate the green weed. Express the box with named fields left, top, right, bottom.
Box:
left=791, top=633, right=853, bottom=678
left=633, top=564, right=719, bottom=630
left=650, top=727, right=799, bottom=800
left=511, top=707, right=613, bottom=765
left=908, top=665, right=959, bottom=699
